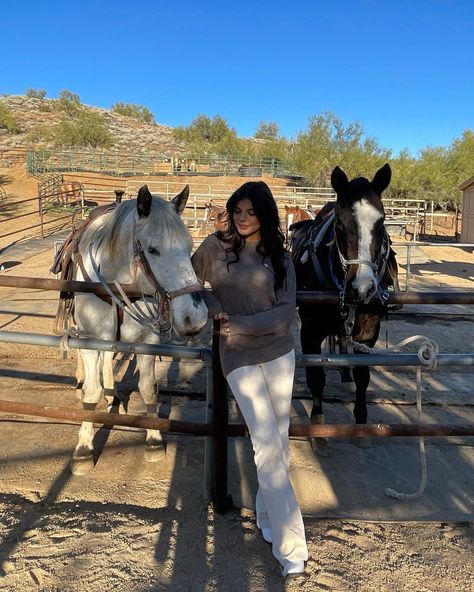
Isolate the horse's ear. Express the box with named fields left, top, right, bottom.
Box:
left=331, top=166, right=349, bottom=195
left=371, top=164, right=391, bottom=195
left=171, top=185, right=190, bottom=215
left=285, top=205, right=289, bottom=211
left=137, top=185, right=153, bottom=218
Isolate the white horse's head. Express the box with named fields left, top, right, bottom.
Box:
left=133, top=185, right=208, bottom=336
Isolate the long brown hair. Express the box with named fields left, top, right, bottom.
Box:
left=217, top=181, right=287, bottom=291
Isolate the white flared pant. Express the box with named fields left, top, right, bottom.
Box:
left=226, top=350, right=308, bottom=566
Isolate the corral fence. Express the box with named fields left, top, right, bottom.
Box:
left=0, top=148, right=28, bottom=168
left=26, top=149, right=289, bottom=179
left=0, top=273, right=473, bottom=512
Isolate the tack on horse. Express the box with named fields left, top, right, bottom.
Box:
left=54, top=185, right=208, bottom=474
left=58, top=181, right=83, bottom=206
left=291, top=164, right=399, bottom=452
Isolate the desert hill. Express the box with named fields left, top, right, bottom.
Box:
left=0, top=95, right=188, bottom=155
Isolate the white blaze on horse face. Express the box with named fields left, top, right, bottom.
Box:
left=352, top=199, right=382, bottom=300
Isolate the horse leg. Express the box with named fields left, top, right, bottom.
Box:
left=71, top=349, right=103, bottom=475
left=330, top=335, right=355, bottom=392
left=136, top=353, right=165, bottom=462
left=75, top=350, right=84, bottom=399
left=301, top=316, right=329, bottom=455
left=102, top=350, right=122, bottom=413
left=338, top=340, right=354, bottom=392
left=352, top=364, right=371, bottom=448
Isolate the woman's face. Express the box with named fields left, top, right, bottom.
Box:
left=233, top=198, right=261, bottom=241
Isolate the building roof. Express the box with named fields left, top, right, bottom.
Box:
left=459, top=176, right=474, bottom=191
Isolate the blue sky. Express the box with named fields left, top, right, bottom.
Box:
left=1, top=0, right=473, bottom=156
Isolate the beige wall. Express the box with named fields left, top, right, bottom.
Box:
left=461, top=187, right=474, bottom=243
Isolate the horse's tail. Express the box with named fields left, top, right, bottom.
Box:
left=53, top=258, right=76, bottom=335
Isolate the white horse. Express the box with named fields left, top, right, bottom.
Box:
left=71, top=184, right=208, bottom=475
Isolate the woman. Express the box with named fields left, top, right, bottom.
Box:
left=192, top=181, right=308, bottom=579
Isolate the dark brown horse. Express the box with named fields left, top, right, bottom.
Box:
left=291, top=164, right=399, bottom=453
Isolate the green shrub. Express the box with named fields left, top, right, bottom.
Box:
left=26, top=88, right=47, bottom=100
left=56, top=89, right=82, bottom=117
left=255, top=121, right=279, bottom=140
left=111, top=102, right=155, bottom=124
left=0, top=104, right=21, bottom=133
left=55, top=111, right=113, bottom=148
left=26, top=124, right=55, bottom=144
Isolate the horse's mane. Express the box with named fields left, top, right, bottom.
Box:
left=94, top=196, right=187, bottom=258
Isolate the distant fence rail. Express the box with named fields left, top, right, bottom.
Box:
left=26, top=150, right=290, bottom=178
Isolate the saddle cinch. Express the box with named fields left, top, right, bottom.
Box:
left=51, top=203, right=118, bottom=335
left=290, top=202, right=402, bottom=309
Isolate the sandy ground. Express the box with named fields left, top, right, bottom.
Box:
left=0, top=167, right=473, bottom=591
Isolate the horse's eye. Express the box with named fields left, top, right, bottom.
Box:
left=148, top=247, right=160, bottom=256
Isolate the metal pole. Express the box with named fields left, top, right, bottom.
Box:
left=212, top=320, right=233, bottom=514
left=0, top=330, right=207, bottom=360
left=203, top=350, right=213, bottom=502
left=1, top=330, right=473, bottom=367
left=406, top=243, right=412, bottom=291
left=1, top=399, right=473, bottom=439
left=2, top=276, right=474, bottom=305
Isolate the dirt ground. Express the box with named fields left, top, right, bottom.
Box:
left=0, top=166, right=473, bottom=592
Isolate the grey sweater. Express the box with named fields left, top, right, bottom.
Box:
left=192, top=234, right=296, bottom=377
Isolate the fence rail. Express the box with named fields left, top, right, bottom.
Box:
left=26, top=150, right=290, bottom=178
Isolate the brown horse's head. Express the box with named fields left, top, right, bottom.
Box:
left=205, top=202, right=228, bottom=232
left=331, top=163, right=391, bottom=304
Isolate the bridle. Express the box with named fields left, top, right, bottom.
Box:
left=330, top=215, right=392, bottom=349
left=332, top=217, right=391, bottom=310
left=80, top=216, right=202, bottom=338
left=132, top=237, right=202, bottom=327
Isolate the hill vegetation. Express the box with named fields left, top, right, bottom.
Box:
left=0, top=90, right=472, bottom=206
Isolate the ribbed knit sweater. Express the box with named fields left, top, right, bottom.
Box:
left=191, top=234, right=296, bottom=377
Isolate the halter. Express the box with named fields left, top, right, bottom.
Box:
left=132, top=237, right=202, bottom=331
left=82, top=213, right=202, bottom=338
left=333, top=225, right=391, bottom=310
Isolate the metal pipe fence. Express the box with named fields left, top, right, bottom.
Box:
left=0, top=271, right=473, bottom=510
left=392, top=241, right=474, bottom=290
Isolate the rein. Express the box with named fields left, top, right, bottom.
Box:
left=333, top=227, right=392, bottom=309
left=85, top=234, right=202, bottom=338
left=74, top=209, right=202, bottom=338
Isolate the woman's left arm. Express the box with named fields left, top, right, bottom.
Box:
left=228, top=257, right=296, bottom=336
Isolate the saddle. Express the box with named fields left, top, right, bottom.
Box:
left=51, top=203, right=117, bottom=334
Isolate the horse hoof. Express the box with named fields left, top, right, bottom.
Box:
left=310, top=438, right=330, bottom=457
left=353, top=436, right=372, bottom=449
left=144, top=443, right=166, bottom=463
left=70, top=451, right=94, bottom=475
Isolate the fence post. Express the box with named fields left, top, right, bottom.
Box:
left=203, top=350, right=213, bottom=502
left=212, top=320, right=233, bottom=514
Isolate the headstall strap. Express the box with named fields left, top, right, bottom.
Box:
left=132, top=238, right=203, bottom=333
left=335, top=227, right=393, bottom=308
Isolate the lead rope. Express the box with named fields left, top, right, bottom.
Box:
left=59, top=326, right=92, bottom=358
left=353, top=334, right=439, bottom=500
